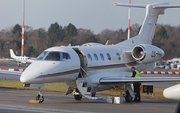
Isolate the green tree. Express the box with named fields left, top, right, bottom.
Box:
left=156, top=26, right=169, bottom=39
left=59, top=26, right=65, bottom=41
left=26, top=46, right=36, bottom=56
left=11, top=24, right=22, bottom=50
left=12, top=24, right=21, bottom=35
left=80, top=34, right=97, bottom=44
left=153, top=26, right=168, bottom=47
left=48, top=22, right=59, bottom=44
left=48, top=22, right=65, bottom=45
left=65, top=23, right=77, bottom=37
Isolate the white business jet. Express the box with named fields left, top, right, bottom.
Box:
left=163, top=84, right=180, bottom=99
left=163, top=84, right=180, bottom=113
left=10, top=49, right=35, bottom=67
left=2, top=2, right=180, bottom=103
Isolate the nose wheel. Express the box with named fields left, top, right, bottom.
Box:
left=36, top=87, right=44, bottom=103
left=36, top=94, right=44, bottom=103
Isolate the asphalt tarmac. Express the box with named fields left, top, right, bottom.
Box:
left=0, top=61, right=180, bottom=113
left=0, top=61, right=27, bottom=69
left=0, top=88, right=178, bottom=113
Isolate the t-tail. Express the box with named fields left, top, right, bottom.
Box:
left=10, top=49, right=17, bottom=58
left=114, top=2, right=180, bottom=45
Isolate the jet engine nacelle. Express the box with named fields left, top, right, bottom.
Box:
left=132, top=44, right=164, bottom=64
left=163, top=84, right=180, bottom=99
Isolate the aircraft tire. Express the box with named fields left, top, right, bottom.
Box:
left=125, top=90, right=132, bottom=102
left=74, top=95, right=82, bottom=100
left=36, top=94, right=44, bottom=103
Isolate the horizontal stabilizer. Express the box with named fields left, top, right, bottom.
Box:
left=153, top=5, right=180, bottom=9
left=113, top=2, right=146, bottom=8
left=114, top=2, right=180, bottom=9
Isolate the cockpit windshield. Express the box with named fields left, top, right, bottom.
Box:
left=36, top=51, right=48, bottom=60
left=45, top=52, right=60, bottom=61
left=36, top=51, right=71, bottom=61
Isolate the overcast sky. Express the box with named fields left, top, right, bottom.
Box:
left=0, top=0, right=180, bottom=34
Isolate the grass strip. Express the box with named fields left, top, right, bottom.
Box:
left=0, top=80, right=167, bottom=99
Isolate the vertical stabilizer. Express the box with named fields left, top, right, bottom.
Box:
left=10, top=49, right=17, bottom=58
left=114, top=2, right=180, bottom=45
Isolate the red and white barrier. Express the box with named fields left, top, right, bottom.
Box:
left=141, top=71, right=180, bottom=75
left=0, top=68, right=25, bottom=72
left=1, top=68, right=179, bottom=75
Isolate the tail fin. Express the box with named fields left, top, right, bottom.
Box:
left=114, top=2, right=180, bottom=45
left=10, top=49, right=17, bottom=58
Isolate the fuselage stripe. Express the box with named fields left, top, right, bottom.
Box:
left=36, top=62, right=137, bottom=79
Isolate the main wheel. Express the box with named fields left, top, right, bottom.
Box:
left=74, top=95, right=82, bottom=100
left=125, top=90, right=132, bottom=102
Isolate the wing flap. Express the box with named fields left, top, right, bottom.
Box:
left=100, top=77, right=180, bottom=84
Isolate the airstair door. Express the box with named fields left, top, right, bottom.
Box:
left=73, top=48, right=87, bottom=77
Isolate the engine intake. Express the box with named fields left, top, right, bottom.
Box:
left=132, top=46, right=146, bottom=61
left=132, top=44, right=164, bottom=64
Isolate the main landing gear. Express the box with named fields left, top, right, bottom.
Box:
left=121, top=84, right=135, bottom=103
left=74, top=94, right=82, bottom=100
left=73, top=88, right=82, bottom=100
left=124, top=90, right=133, bottom=102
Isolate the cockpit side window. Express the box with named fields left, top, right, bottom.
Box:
left=62, top=53, right=71, bottom=60
left=36, top=51, right=48, bottom=60
left=45, top=52, right=60, bottom=61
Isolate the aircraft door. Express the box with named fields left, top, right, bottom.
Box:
left=73, top=48, right=87, bottom=77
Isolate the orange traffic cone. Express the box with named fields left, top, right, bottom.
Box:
left=151, top=92, right=155, bottom=97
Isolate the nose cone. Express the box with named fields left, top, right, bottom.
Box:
left=163, top=84, right=180, bottom=99
left=20, top=73, right=30, bottom=83
left=20, top=70, right=35, bottom=83
left=20, top=60, right=61, bottom=84
left=20, top=61, right=41, bottom=83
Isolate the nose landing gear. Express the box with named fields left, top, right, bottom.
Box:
left=36, top=94, right=44, bottom=103
left=36, top=87, right=44, bottom=103
left=29, top=87, right=44, bottom=104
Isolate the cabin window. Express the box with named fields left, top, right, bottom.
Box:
left=94, top=54, right=98, bottom=61
left=106, top=53, right=111, bottom=60
left=87, top=54, right=92, bottom=61
left=45, top=52, right=60, bottom=61
left=100, top=53, right=104, bottom=61
left=116, top=53, right=121, bottom=60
